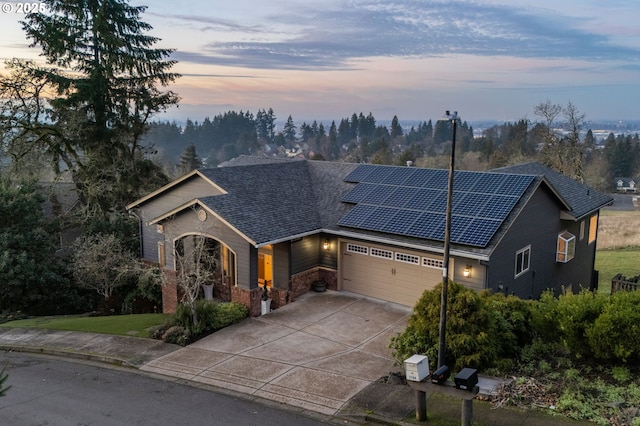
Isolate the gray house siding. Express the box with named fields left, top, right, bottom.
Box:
left=488, top=187, right=562, bottom=299
left=273, top=242, right=290, bottom=289
left=162, top=208, right=253, bottom=289
left=319, top=235, right=338, bottom=269
left=554, top=214, right=599, bottom=291
left=133, top=176, right=226, bottom=262
left=291, top=235, right=321, bottom=274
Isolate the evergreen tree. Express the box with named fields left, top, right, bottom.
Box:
left=390, top=115, right=403, bottom=138
left=0, top=179, right=76, bottom=314
left=3, top=0, right=179, bottom=216
left=327, top=121, right=340, bottom=160
left=177, top=144, right=202, bottom=175
left=283, top=115, right=297, bottom=145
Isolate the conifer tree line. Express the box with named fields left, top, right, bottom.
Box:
left=145, top=105, right=639, bottom=193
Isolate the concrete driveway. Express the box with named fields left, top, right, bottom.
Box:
left=141, top=291, right=411, bottom=415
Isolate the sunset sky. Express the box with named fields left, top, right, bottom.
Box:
left=1, top=0, right=639, bottom=124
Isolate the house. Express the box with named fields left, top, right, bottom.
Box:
left=615, top=177, right=638, bottom=193
left=126, top=158, right=613, bottom=316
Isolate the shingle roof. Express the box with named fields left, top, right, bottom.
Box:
left=198, top=161, right=323, bottom=245
left=144, top=158, right=611, bottom=252
left=493, top=162, right=613, bottom=219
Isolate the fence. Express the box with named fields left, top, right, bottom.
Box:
left=611, top=273, right=640, bottom=294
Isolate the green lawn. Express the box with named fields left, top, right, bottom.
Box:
left=0, top=313, right=170, bottom=338
left=595, top=247, right=640, bottom=294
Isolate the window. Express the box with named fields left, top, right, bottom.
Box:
left=157, top=242, right=165, bottom=267
left=423, top=257, right=444, bottom=269
left=515, top=246, right=530, bottom=277
left=395, top=252, right=420, bottom=265
left=347, top=243, right=368, bottom=255
left=556, top=231, right=576, bottom=263
left=371, top=247, right=393, bottom=259
left=588, top=214, right=598, bottom=244
left=579, top=220, right=585, bottom=241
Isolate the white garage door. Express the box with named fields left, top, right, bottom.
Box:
left=341, top=241, right=447, bottom=307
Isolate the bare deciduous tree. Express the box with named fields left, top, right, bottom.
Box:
left=167, top=232, right=221, bottom=327
left=72, top=233, right=139, bottom=301
left=534, top=100, right=586, bottom=182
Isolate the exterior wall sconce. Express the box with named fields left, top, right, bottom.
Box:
left=463, top=265, right=472, bottom=278
left=323, top=240, right=330, bottom=251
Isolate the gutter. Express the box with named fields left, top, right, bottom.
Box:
left=257, top=228, right=491, bottom=262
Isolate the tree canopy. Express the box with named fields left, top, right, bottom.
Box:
left=1, top=0, right=179, bottom=217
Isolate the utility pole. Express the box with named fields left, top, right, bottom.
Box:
left=437, top=110, right=458, bottom=369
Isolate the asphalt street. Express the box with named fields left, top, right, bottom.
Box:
left=0, top=352, right=333, bottom=426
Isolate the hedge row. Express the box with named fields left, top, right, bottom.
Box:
left=390, top=282, right=640, bottom=372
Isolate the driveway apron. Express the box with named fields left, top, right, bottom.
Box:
left=141, top=291, right=411, bottom=415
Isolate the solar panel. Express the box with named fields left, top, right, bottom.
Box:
left=338, top=204, right=377, bottom=227
left=382, top=167, right=418, bottom=185
left=382, top=186, right=417, bottom=208
left=379, top=209, right=421, bottom=234
left=343, top=164, right=377, bottom=183
left=341, top=182, right=377, bottom=203
left=338, top=165, right=534, bottom=248
left=363, top=185, right=396, bottom=205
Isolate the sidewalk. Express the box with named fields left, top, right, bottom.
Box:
left=0, top=292, right=594, bottom=425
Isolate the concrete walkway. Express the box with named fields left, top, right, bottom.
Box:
left=141, top=291, right=411, bottom=416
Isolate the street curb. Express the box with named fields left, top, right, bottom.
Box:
left=0, top=345, right=137, bottom=369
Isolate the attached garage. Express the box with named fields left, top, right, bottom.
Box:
left=340, top=240, right=447, bottom=306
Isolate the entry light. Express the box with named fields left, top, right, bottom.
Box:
left=323, top=240, right=330, bottom=251
left=463, top=265, right=472, bottom=278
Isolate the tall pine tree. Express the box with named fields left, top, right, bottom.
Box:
left=3, top=0, right=179, bottom=216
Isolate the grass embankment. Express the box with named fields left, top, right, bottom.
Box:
left=0, top=313, right=169, bottom=337
left=595, top=209, right=640, bottom=293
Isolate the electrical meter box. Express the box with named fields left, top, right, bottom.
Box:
left=404, top=355, right=429, bottom=382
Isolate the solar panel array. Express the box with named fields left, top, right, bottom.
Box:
left=338, top=164, right=535, bottom=248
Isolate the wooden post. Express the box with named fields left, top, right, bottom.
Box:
left=415, top=389, right=427, bottom=421
left=407, top=380, right=478, bottom=425
left=461, top=398, right=473, bottom=425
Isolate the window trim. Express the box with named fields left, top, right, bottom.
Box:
left=515, top=245, right=531, bottom=278
left=588, top=214, right=598, bottom=244
left=556, top=231, right=576, bottom=263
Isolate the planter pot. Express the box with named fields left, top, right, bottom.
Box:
left=203, top=284, right=214, bottom=300
left=261, top=298, right=272, bottom=315
left=312, top=281, right=327, bottom=292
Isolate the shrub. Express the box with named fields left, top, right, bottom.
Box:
left=553, top=289, right=607, bottom=359
left=390, top=282, right=534, bottom=372
left=162, top=326, right=187, bottom=346
left=586, top=290, right=640, bottom=363
left=154, top=300, right=249, bottom=345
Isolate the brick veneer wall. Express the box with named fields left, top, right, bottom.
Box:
left=231, top=286, right=263, bottom=317
left=160, top=267, right=338, bottom=317
left=161, top=269, right=178, bottom=314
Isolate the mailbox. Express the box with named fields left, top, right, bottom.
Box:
left=431, top=365, right=450, bottom=384
left=404, top=355, right=429, bottom=382
left=454, top=368, right=478, bottom=391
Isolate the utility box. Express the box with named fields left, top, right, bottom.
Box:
left=454, top=368, right=478, bottom=391
left=404, top=355, right=430, bottom=382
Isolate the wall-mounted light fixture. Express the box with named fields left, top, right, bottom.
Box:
left=463, top=265, right=472, bottom=278
left=323, top=240, right=330, bottom=251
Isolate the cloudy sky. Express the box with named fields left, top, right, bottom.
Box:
left=1, top=0, right=639, bottom=123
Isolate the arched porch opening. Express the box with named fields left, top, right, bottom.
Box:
left=174, top=234, right=236, bottom=302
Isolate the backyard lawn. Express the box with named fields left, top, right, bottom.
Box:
left=0, top=313, right=169, bottom=337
